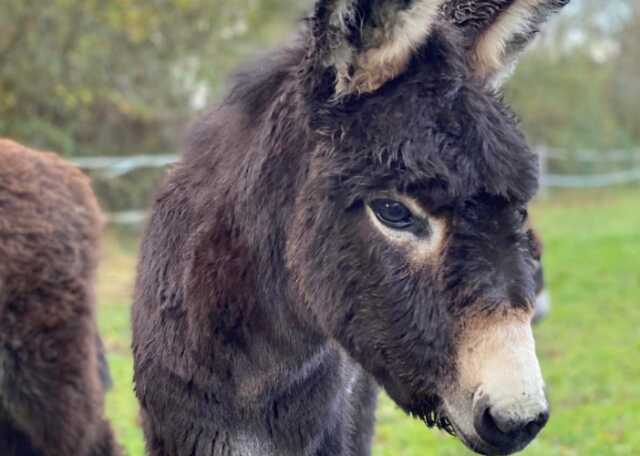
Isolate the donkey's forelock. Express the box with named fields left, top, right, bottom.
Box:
left=310, top=41, right=539, bottom=209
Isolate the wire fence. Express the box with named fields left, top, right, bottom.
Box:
left=74, top=147, right=640, bottom=225
left=538, top=146, right=640, bottom=188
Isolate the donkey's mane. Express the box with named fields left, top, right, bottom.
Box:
left=223, top=39, right=307, bottom=117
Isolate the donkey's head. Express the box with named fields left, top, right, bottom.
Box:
left=286, top=1, right=568, bottom=454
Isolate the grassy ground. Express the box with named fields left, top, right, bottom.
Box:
left=97, top=188, right=640, bottom=456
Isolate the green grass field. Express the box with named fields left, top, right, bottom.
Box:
left=97, top=188, right=640, bottom=456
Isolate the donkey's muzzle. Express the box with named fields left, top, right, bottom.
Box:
left=473, top=396, right=549, bottom=455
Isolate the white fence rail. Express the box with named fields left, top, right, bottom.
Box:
left=537, top=146, right=640, bottom=188
left=73, top=154, right=178, bottom=178
left=74, top=148, right=640, bottom=225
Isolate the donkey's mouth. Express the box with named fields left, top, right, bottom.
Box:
left=444, top=418, right=493, bottom=456
left=436, top=401, right=502, bottom=456
left=431, top=415, right=495, bottom=456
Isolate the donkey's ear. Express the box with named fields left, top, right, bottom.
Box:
left=312, top=0, right=446, bottom=96
left=443, top=0, right=570, bottom=88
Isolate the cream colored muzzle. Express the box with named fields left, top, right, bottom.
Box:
left=443, top=313, right=549, bottom=455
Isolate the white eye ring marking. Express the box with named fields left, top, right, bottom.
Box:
left=366, top=194, right=447, bottom=263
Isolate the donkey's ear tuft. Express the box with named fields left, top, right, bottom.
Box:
left=443, top=0, right=571, bottom=89
left=312, top=0, right=446, bottom=96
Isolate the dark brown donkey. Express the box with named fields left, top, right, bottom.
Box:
left=133, top=1, right=569, bottom=455
left=0, top=139, right=120, bottom=456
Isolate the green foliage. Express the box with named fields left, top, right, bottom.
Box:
left=0, top=0, right=309, bottom=156
left=507, top=50, right=635, bottom=150
left=1, top=0, right=638, bottom=211
left=505, top=0, right=638, bottom=150
left=1, top=1, right=637, bottom=157
left=609, top=5, right=640, bottom=141
left=97, top=188, right=640, bottom=455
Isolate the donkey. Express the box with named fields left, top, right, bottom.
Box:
left=0, top=139, right=121, bottom=456
left=132, top=1, right=570, bottom=455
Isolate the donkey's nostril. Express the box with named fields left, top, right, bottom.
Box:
left=474, top=406, right=511, bottom=448
left=525, top=410, right=550, bottom=438
left=474, top=400, right=550, bottom=454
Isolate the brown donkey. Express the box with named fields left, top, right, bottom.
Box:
left=133, top=1, right=570, bottom=455
left=0, top=139, right=120, bottom=456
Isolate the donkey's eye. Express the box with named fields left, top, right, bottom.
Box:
left=370, top=199, right=414, bottom=229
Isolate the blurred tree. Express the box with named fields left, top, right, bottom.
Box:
left=0, top=0, right=637, bottom=157
left=0, top=0, right=310, bottom=156
left=609, top=1, right=640, bottom=141
left=506, top=0, right=637, bottom=150
left=507, top=51, right=632, bottom=150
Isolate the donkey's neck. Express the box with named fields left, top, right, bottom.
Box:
left=198, top=78, right=376, bottom=453
left=219, top=318, right=366, bottom=456
left=213, top=248, right=373, bottom=453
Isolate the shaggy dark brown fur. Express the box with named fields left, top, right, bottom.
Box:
left=133, top=2, right=569, bottom=455
left=0, top=139, right=120, bottom=456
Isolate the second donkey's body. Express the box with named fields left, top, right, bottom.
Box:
left=0, top=139, right=120, bottom=456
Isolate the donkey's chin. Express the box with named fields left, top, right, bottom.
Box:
left=445, top=422, right=501, bottom=456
